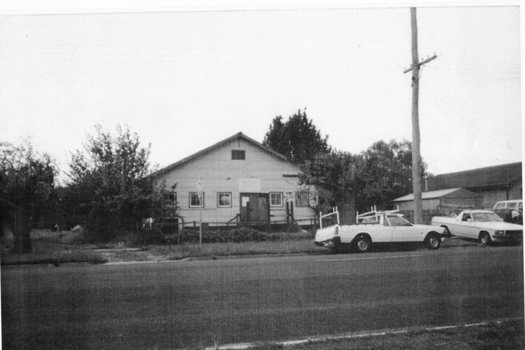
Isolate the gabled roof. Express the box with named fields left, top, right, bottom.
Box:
left=151, top=132, right=289, bottom=177
left=393, top=188, right=480, bottom=202
left=427, top=162, right=522, bottom=191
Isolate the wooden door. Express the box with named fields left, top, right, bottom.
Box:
left=240, top=193, right=270, bottom=224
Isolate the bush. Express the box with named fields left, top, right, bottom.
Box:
left=81, top=226, right=310, bottom=247
left=162, top=227, right=277, bottom=245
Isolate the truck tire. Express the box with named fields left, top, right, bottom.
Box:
left=479, top=231, right=492, bottom=246
left=354, top=235, right=371, bottom=253
left=426, top=233, right=441, bottom=250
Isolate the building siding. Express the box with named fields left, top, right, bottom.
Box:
left=153, top=135, right=315, bottom=226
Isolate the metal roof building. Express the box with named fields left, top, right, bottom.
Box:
left=393, top=188, right=483, bottom=212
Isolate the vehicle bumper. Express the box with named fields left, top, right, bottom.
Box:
left=315, top=236, right=342, bottom=249
left=491, top=235, right=522, bottom=243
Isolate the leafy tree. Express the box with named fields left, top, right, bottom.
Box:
left=0, top=141, right=57, bottom=253
left=300, top=151, right=364, bottom=224
left=263, top=109, right=330, bottom=164
left=299, top=140, right=427, bottom=224
left=66, top=125, right=174, bottom=242
left=358, top=140, right=427, bottom=211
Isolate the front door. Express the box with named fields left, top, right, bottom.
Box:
left=240, top=193, right=270, bottom=224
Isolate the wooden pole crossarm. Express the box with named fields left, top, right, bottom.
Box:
left=403, top=54, right=437, bottom=74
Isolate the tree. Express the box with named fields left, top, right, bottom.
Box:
left=66, top=125, right=174, bottom=242
left=358, top=139, right=427, bottom=212
left=263, top=109, right=330, bottom=164
left=300, top=151, right=365, bottom=224
left=0, top=141, right=57, bottom=253
left=299, top=139, right=427, bottom=224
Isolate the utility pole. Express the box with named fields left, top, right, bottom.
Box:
left=404, top=7, right=436, bottom=224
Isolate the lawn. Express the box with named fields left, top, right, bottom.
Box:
left=0, top=228, right=326, bottom=265
left=0, top=228, right=491, bottom=265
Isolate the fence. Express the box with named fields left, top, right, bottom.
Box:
left=177, top=217, right=319, bottom=234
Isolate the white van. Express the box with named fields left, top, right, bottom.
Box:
left=493, top=200, right=523, bottom=221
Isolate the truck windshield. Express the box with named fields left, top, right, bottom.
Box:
left=387, top=215, right=411, bottom=227
left=472, top=212, right=504, bottom=222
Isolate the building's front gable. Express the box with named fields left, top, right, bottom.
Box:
left=153, top=133, right=316, bottom=227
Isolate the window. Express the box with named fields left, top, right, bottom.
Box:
left=231, top=150, right=245, bottom=160
left=270, top=192, right=283, bottom=207
left=218, top=192, right=232, bottom=208
left=295, top=191, right=310, bottom=207
left=164, top=191, right=177, bottom=207
left=387, top=215, right=411, bottom=227
left=189, top=192, right=204, bottom=208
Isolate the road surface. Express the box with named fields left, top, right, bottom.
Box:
left=2, top=245, right=523, bottom=349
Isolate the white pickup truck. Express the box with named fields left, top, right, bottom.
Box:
left=431, top=209, right=523, bottom=246
left=315, top=209, right=446, bottom=253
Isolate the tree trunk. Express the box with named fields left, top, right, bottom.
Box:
left=13, top=207, right=32, bottom=254
left=339, top=191, right=356, bottom=225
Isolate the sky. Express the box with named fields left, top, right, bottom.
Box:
left=0, top=1, right=522, bottom=183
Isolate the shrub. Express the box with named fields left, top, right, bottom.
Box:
left=82, top=226, right=310, bottom=247
left=162, top=227, right=277, bottom=245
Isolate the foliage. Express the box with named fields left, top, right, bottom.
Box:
left=300, top=150, right=364, bottom=214
left=359, top=140, right=427, bottom=211
left=0, top=141, right=57, bottom=253
left=300, top=140, right=427, bottom=215
left=128, top=227, right=280, bottom=246
left=65, top=125, right=176, bottom=242
left=263, top=109, right=330, bottom=164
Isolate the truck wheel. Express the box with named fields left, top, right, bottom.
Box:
left=426, top=233, right=441, bottom=250
left=354, top=235, right=371, bottom=253
left=479, top=232, right=492, bottom=246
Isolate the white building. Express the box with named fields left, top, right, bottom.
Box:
left=151, top=132, right=317, bottom=229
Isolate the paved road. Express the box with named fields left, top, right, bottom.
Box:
left=2, top=246, right=523, bottom=349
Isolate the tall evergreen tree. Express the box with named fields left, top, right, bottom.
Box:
left=263, top=109, right=330, bottom=164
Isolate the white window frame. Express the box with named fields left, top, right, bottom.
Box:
left=164, top=191, right=177, bottom=207
left=270, top=192, right=283, bottom=207
left=295, top=191, right=310, bottom=207
left=217, top=192, right=232, bottom=208
left=189, top=192, right=204, bottom=208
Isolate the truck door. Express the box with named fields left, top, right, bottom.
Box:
left=387, top=215, right=421, bottom=242
left=457, top=212, right=474, bottom=237
left=368, top=214, right=393, bottom=243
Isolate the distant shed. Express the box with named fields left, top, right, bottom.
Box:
left=426, top=162, right=522, bottom=208
left=392, top=188, right=483, bottom=212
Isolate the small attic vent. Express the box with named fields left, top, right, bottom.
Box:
left=231, top=150, right=245, bottom=160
